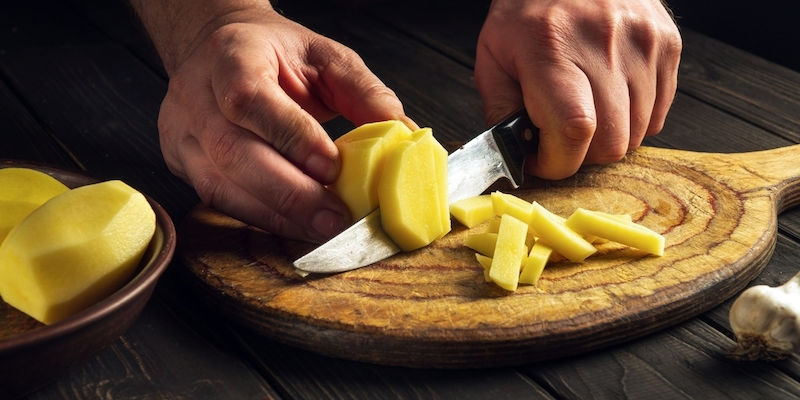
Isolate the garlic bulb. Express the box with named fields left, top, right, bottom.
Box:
left=729, top=271, right=800, bottom=360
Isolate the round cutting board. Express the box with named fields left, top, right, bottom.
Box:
left=178, top=145, right=800, bottom=368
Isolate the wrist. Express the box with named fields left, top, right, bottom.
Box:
left=130, top=0, right=275, bottom=75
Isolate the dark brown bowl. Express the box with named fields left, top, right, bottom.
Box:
left=0, top=160, right=176, bottom=398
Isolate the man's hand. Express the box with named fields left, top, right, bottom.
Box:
left=475, top=0, right=682, bottom=179
left=132, top=2, right=413, bottom=242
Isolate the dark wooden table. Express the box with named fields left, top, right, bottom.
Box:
left=3, top=1, right=800, bottom=398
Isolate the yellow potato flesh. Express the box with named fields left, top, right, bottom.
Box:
left=331, top=120, right=413, bottom=221
left=565, top=208, right=665, bottom=256
left=0, top=168, right=69, bottom=243
left=0, top=180, right=156, bottom=324
left=464, top=232, right=498, bottom=257
left=331, top=137, right=383, bottom=220
left=378, top=128, right=450, bottom=251
left=487, top=216, right=501, bottom=233
left=488, top=214, right=528, bottom=291
left=464, top=192, right=665, bottom=291
left=519, top=242, right=553, bottom=286
left=530, top=202, right=596, bottom=262
left=491, top=191, right=533, bottom=224
left=475, top=253, right=492, bottom=282
left=450, top=194, right=494, bottom=228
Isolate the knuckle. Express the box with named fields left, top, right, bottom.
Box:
left=529, top=13, right=575, bottom=60
left=309, top=37, right=359, bottom=67
left=646, top=118, right=667, bottom=136
left=662, top=31, right=683, bottom=59
left=272, top=183, right=305, bottom=217
left=260, top=212, right=295, bottom=238
left=191, top=172, right=226, bottom=209
left=217, top=73, right=262, bottom=124
left=629, top=20, right=660, bottom=54
left=165, top=73, right=191, bottom=99
left=361, top=82, right=399, bottom=103
left=598, top=146, right=628, bottom=163
left=561, top=115, right=597, bottom=146
left=586, top=145, right=626, bottom=166
left=268, top=112, right=310, bottom=158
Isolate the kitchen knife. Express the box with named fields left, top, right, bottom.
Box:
left=293, top=109, right=539, bottom=274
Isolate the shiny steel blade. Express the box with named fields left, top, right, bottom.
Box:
left=293, top=110, right=536, bottom=274
left=293, top=208, right=398, bottom=274
left=447, top=130, right=519, bottom=204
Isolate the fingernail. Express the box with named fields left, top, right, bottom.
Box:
left=305, top=153, right=337, bottom=183
left=311, top=208, right=347, bottom=242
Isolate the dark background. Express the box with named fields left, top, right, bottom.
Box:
left=669, top=1, right=800, bottom=72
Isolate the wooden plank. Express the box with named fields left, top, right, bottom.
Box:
left=678, top=30, right=800, bottom=143
left=0, top=80, right=74, bottom=165
left=27, top=299, right=279, bottom=399
left=669, top=1, right=800, bottom=73
left=647, top=93, right=792, bottom=153
left=528, top=319, right=800, bottom=399
left=230, top=326, right=554, bottom=400
left=0, top=2, right=104, bottom=47
left=65, top=0, right=166, bottom=76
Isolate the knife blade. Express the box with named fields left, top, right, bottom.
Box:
left=293, top=109, right=539, bottom=274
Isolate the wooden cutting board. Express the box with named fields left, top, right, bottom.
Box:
left=178, top=145, right=800, bottom=368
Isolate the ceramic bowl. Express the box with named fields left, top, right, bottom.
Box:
left=0, top=160, right=176, bottom=398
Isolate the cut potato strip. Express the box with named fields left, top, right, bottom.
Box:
left=565, top=208, right=664, bottom=256
left=465, top=232, right=498, bottom=257
left=488, top=214, right=529, bottom=291
left=491, top=191, right=534, bottom=224
left=450, top=194, right=494, bottom=228
left=529, top=202, right=597, bottom=262
left=475, top=253, right=492, bottom=282
left=520, top=242, right=553, bottom=286
left=456, top=191, right=666, bottom=292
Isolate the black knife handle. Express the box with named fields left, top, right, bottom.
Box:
left=489, top=109, right=540, bottom=187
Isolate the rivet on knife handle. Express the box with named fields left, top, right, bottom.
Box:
left=490, top=109, right=540, bottom=189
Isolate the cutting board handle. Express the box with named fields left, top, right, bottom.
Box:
left=722, top=144, right=800, bottom=212
left=655, top=144, right=800, bottom=213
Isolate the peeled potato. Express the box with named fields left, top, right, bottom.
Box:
left=0, top=167, right=69, bottom=243
left=0, top=180, right=156, bottom=324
